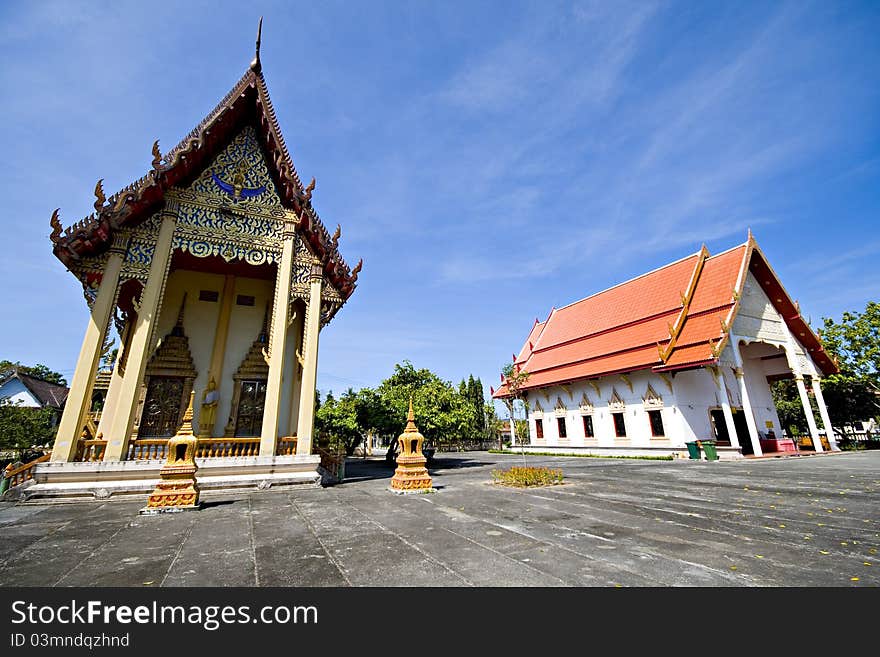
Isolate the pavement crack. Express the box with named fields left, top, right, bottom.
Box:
left=247, top=496, right=260, bottom=586
left=289, top=494, right=353, bottom=586
left=54, top=519, right=133, bottom=587
left=343, top=500, right=474, bottom=586
left=159, top=516, right=197, bottom=587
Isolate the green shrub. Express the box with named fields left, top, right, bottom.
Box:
left=491, top=466, right=563, bottom=487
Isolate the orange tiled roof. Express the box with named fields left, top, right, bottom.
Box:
left=494, top=236, right=837, bottom=397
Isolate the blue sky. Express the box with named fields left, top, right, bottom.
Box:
left=1, top=1, right=878, bottom=407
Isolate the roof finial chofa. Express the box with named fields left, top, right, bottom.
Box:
left=250, top=16, right=263, bottom=73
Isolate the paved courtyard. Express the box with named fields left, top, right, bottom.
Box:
left=0, top=451, right=877, bottom=587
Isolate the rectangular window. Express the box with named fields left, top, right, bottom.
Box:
left=612, top=412, right=627, bottom=437
left=557, top=417, right=567, bottom=438
left=236, top=294, right=256, bottom=306
left=535, top=419, right=544, bottom=439
left=582, top=415, right=594, bottom=438
left=198, top=290, right=219, bottom=302
left=648, top=409, right=665, bottom=437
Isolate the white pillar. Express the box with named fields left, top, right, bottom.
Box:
left=51, top=233, right=127, bottom=462
left=712, top=367, right=740, bottom=449
left=796, top=376, right=823, bottom=452
left=260, top=223, right=296, bottom=456
left=811, top=377, right=839, bottom=450
left=103, top=213, right=177, bottom=461
left=731, top=337, right=762, bottom=456
left=295, top=263, right=324, bottom=455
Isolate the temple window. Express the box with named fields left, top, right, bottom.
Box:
left=612, top=412, right=627, bottom=437
left=236, top=295, right=256, bottom=306
left=235, top=380, right=267, bottom=437
left=557, top=417, right=567, bottom=438
left=198, top=290, right=219, bottom=302
left=648, top=409, right=665, bottom=437
left=139, top=377, right=186, bottom=438
left=535, top=419, right=544, bottom=439
left=582, top=414, right=594, bottom=438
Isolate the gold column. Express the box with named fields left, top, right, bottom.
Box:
left=51, top=232, right=128, bottom=462
left=295, top=263, right=323, bottom=455
left=259, top=221, right=296, bottom=456
left=103, top=211, right=177, bottom=461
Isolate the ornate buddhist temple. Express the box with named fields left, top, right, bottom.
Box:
left=25, top=24, right=360, bottom=499
left=494, top=234, right=840, bottom=459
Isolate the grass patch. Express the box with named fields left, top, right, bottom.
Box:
left=489, top=449, right=673, bottom=461
left=491, top=466, right=563, bottom=487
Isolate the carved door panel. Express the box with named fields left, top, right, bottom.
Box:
left=139, top=376, right=185, bottom=438
left=235, top=380, right=267, bottom=437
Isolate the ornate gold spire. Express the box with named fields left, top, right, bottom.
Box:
left=405, top=397, right=418, bottom=433
left=390, top=397, right=433, bottom=493
left=250, top=16, right=263, bottom=73
left=177, top=391, right=195, bottom=437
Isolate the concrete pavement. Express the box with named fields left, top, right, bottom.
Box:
left=0, top=450, right=877, bottom=587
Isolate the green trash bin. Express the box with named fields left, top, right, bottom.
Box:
left=701, top=440, right=719, bottom=461
left=685, top=441, right=701, bottom=460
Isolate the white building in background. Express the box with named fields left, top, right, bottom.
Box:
left=494, top=234, right=839, bottom=459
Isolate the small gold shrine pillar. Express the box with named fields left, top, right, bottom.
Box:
left=389, top=399, right=434, bottom=493
left=140, top=392, right=200, bottom=514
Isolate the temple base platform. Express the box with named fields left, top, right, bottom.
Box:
left=7, top=454, right=323, bottom=502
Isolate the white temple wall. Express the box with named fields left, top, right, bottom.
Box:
left=670, top=368, right=718, bottom=444
left=741, top=355, right=784, bottom=437
left=526, top=370, right=683, bottom=447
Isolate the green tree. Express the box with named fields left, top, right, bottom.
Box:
left=315, top=389, right=363, bottom=456
left=819, top=302, right=880, bottom=378
left=0, top=361, right=67, bottom=386
left=377, top=361, right=478, bottom=456
left=0, top=399, right=55, bottom=458
left=772, top=302, right=880, bottom=442
left=817, top=302, right=880, bottom=435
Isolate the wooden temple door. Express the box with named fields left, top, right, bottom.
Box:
left=234, top=380, right=267, bottom=437
left=139, top=376, right=186, bottom=437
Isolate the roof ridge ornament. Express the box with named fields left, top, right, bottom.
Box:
left=151, top=140, right=162, bottom=171
left=250, top=16, right=263, bottom=73
left=49, top=209, right=62, bottom=244
left=93, top=179, right=106, bottom=213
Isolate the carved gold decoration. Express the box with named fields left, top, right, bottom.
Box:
left=658, top=373, right=674, bottom=393
left=642, top=384, right=663, bottom=409
left=135, top=295, right=197, bottom=437
left=608, top=387, right=625, bottom=410
left=389, top=399, right=434, bottom=493
left=49, top=209, right=62, bottom=244
left=578, top=392, right=593, bottom=413
left=587, top=380, right=601, bottom=397
left=152, top=140, right=163, bottom=170
left=141, top=392, right=200, bottom=513
left=620, top=374, right=633, bottom=393
left=93, top=179, right=106, bottom=213
left=304, top=177, right=315, bottom=201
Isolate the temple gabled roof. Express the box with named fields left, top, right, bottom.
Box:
left=48, top=39, right=360, bottom=299
left=494, top=233, right=837, bottom=397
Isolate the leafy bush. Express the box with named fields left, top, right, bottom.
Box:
left=491, top=466, right=563, bottom=487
